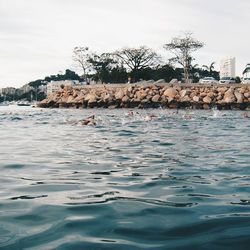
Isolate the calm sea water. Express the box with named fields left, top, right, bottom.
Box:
left=0, top=106, right=250, bottom=250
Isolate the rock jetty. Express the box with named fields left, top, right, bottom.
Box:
left=38, top=83, right=250, bottom=110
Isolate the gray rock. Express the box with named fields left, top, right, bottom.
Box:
left=156, top=79, right=166, bottom=84
left=169, top=79, right=178, bottom=84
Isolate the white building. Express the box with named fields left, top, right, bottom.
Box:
left=220, top=57, right=236, bottom=78
left=0, top=87, right=16, bottom=96
left=19, top=84, right=34, bottom=94
left=46, top=80, right=79, bottom=96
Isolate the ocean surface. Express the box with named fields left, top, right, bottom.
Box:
left=0, top=106, right=250, bottom=250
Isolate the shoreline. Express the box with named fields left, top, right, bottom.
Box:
left=38, top=83, right=250, bottom=110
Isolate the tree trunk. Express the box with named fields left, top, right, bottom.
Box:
left=184, top=64, right=189, bottom=83
left=83, top=68, right=89, bottom=85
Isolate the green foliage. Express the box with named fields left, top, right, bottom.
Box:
left=88, top=53, right=115, bottom=83
left=235, top=76, right=241, bottom=83
left=243, top=63, right=250, bottom=75
left=0, top=69, right=81, bottom=103
left=29, top=69, right=81, bottom=88
left=109, top=66, right=128, bottom=83
left=130, top=65, right=182, bottom=82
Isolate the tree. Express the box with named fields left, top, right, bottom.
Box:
left=190, top=63, right=200, bottom=82
left=88, top=53, right=115, bottom=83
left=63, top=69, right=81, bottom=81
left=202, top=62, right=216, bottom=74
left=28, top=69, right=81, bottom=88
left=235, top=76, right=241, bottom=83
left=114, top=46, right=160, bottom=82
left=243, top=63, right=250, bottom=77
left=164, top=33, right=204, bottom=83
left=109, top=66, right=128, bottom=83
left=72, top=46, right=92, bottom=83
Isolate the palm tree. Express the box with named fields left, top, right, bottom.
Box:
left=209, top=62, right=215, bottom=73
left=202, top=64, right=209, bottom=71
left=243, top=63, right=250, bottom=77
left=202, top=62, right=215, bottom=73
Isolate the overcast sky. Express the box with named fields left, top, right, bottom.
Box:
left=0, top=0, right=249, bottom=87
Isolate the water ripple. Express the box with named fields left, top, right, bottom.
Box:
left=0, top=106, right=249, bottom=249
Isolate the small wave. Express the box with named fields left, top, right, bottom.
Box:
left=10, top=116, right=23, bottom=121
left=91, top=171, right=111, bottom=175
left=231, top=200, right=250, bottom=206
left=66, top=196, right=197, bottom=208
left=9, top=195, right=48, bottom=200
left=3, top=164, right=25, bottom=169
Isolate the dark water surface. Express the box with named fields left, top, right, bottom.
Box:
left=0, top=106, right=250, bottom=249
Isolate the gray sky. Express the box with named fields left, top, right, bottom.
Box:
left=0, top=0, right=249, bottom=87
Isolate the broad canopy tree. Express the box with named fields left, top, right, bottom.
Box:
left=164, top=33, right=204, bottom=83
left=114, top=46, right=161, bottom=82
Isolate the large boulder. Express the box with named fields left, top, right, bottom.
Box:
left=203, top=96, right=212, bottom=104
left=217, top=87, right=228, bottom=94
left=58, top=96, right=67, bottom=104
left=136, top=90, right=147, bottom=100
left=38, top=99, right=48, bottom=107
left=122, top=95, right=129, bottom=103
left=152, top=94, right=161, bottom=102
left=180, top=89, right=191, bottom=98
left=66, top=95, right=75, bottom=104
left=193, top=96, right=200, bottom=102
left=46, top=94, right=57, bottom=103
left=238, top=87, right=247, bottom=94
left=73, top=93, right=85, bottom=103
left=156, top=79, right=166, bottom=84
left=163, top=87, right=178, bottom=98
left=200, top=92, right=207, bottom=98
left=181, top=96, right=191, bottom=102
left=85, top=93, right=97, bottom=103
left=169, top=79, right=178, bottom=84
left=103, top=93, right=114, bottom=103
left=223, top=89, right=236, bottom=103
left=234, top=90, right=243, bottom=103
left=115, top=89, right=124, bottom=100
left=207, top=92, right=215, bottom=98
left=216, top=94, right=223, bottom=101
left=244, top=92, right=250, bottom=98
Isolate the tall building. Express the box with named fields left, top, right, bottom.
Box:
left=220, top=57, right=236, bottom=78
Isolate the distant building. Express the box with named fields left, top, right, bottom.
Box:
left=19, top=84, right=34, bottom=94
left=0, top=87, right=16, bottom=96
left=220, top=57, right=236, bottom=78
left=46, top=80, right=80, bottom=96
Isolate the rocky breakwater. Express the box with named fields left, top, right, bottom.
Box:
left=38, top=83, right=250, bottom=110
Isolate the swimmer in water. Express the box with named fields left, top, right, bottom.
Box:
left=242, top=112, right=249, bottom=118
left=127, top=110, right=134, bottom=116
left=172, top=109, right=179, bottom=115
left=144, top=114, right=157, bottom=121
left=183, top=114, right=192, bottom=120
left=126, top=110, right=139, bottom=116
left=81, top=115, right=96, bottom=126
